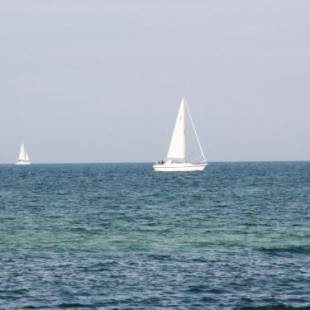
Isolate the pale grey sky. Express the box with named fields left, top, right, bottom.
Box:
left=0, top=0, right=310, bottom=163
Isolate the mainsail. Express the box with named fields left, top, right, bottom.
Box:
left=167, top=98, right=186, bottom=162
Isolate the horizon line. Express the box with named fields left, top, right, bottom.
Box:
left=1, top=159, right=310, bottom=165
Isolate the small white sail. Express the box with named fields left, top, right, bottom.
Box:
left=167, top=99, right=186, bottom=163
left=18, top=144, right=26, bottom=161
left=16, top=143, right=31, bottom=165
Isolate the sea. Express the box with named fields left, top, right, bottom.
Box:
left=0, top=162, right=309, bottom=309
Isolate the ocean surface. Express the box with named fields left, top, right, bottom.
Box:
left=0, top=162, right=309, bottom=309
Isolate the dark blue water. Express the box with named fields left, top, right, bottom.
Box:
left=0, top=162, right=309, bottom=309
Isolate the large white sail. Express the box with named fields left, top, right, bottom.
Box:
left=166, top=98, right=186, bottom=162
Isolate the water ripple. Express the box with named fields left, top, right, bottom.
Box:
left=0, top=162, right=310, bottom=309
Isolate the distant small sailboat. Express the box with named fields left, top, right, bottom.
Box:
left=153, top=97, right=207, bottom=172
left=16, top=143, right=31, bottom=165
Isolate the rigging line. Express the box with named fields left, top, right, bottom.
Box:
left=184, top=99, right=207, bottom=162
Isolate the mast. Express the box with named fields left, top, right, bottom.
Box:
left=183, top=97, right=186, bottom=161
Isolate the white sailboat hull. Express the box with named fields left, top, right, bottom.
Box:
left=16, top=161, right=31, bottom=165
left=153, top=162, right=207, bottom=172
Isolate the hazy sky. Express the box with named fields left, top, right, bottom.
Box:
left=1, top=0, right=310, bottom=163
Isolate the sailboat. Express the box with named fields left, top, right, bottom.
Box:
left=153, top=97, right=207, bottom=172
left=16, top=143, right=31, bottom=165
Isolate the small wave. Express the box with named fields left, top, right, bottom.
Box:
left=188, top=284, right=208, bottom=293
left=201, top=296, right=218, bottom=303
left=56, top=303, right=94, bottom=309
left=0, top=288, right=28, bottom=295
left=80, top=260, right=118, bottom=272
left=241, top=304, right=310, bottom=310
left=147, top=254, right=172, bottom=261
left=259, top=245, right=310, bottom=255
left=22, top=306, right=52, bottom=309
left=140, top=296, right=161, bottom=306
left=69, top=227, right=102, bottom=234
